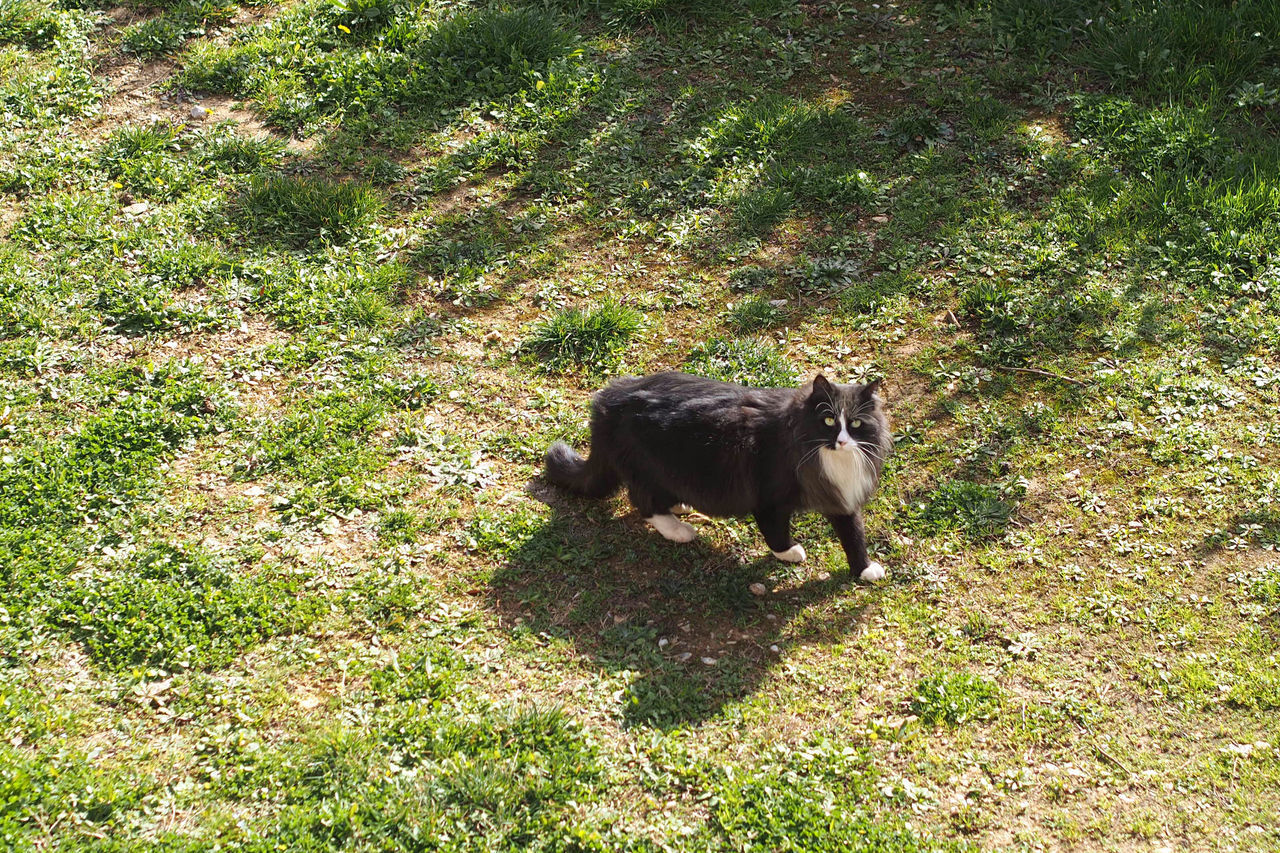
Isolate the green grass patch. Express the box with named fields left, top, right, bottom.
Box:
left=908, top=479, right=1016, bottom=539
left=707, top=742, right=970, bottom=851
left=242, top=389, right=386, bottom=484
left=59, top=542, right=320, bottom=671
left=723, top=295, right=786, bottom=334
left=0, top=0, right=62, bottom=49
left=911, top=672, right=1002, bottom=726
left=120, top=0, right=237, bottom=58
left=224, top=702, right=606, bottom=847
left=519, top=301, right=643, bottom=372
left=684, top=336, right=797, bottom=387
left=178, top=4, right=578, bottom=132
left=238, top=175, right=384, bottom=247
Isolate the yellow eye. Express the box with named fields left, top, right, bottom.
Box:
left=824, top=417, right=836, bottom=427
left=849, top=419, right=862, bottom=428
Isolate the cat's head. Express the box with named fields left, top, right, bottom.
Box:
left=802, top=374, right=891, bottom=466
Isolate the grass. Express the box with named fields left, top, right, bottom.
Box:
left=911, top=671, right=1003, bottom=726
left=519, top=300, right=643, bottom=372
left=61, top=541, right=320, bottom=670
left=1, top=0, right=1279, bottom=849
left=239, top=175, right=384, bottom=247
left=723, top=295, right=786, bottom=334
left=685, top=336, right=797, bottom=386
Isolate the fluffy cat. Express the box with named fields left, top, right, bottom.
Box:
left=544, top=371, right=892, bottom=582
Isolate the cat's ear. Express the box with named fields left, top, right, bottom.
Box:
left=810, top=373, right=834, bottom=397
left=862, top=377, right=883, bottom=399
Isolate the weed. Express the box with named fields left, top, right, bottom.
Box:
left=242, top=390, right=385, bottom=483
left=910, top=479, right=1016, bottom=538
left=121, top=0, right=236, bottom=57
left=731, top=185, right=794, bottom=234
left=911, top=672, right=1002, bottom=726
left=727, top=265, right=776, bottom=292
left=254, top=259, right=409, bottom=329
left=723, top=296, right=785, bottom=334
left=189, top=123, right=285, bottom=173
left=685, top=336, right=797, bottom=387
left=239, top=175, right=384, bottom=247
left=59, top=542, right=319, bottom=670
left=369, top=642, right=467, bottom=703
left=520, top=301, right=642, bottom=372
left=707, top=743, right=967, bottom=851
left=0, top=0, right=61, bottom=49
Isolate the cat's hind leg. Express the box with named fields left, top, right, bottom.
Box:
left=648, top=514, right=698, bottom=542
left=632, top=485, right=697, bottom=543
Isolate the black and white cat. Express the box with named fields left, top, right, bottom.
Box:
left=544, top=371, right=892, bottom=582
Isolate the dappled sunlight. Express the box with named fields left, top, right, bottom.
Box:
left=2, top=0, right=1279, bottom=847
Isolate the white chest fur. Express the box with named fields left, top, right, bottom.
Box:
left=819, top=447, right=874, bottom=512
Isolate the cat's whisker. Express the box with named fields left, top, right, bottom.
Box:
left=796, top=443, right=826, bottom=472
left=854, top=441, right=885, bottom=464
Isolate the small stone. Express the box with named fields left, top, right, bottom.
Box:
left=700, top=656, right=717, bottom=666
left=816, top=571, right=832, bottom=581
left=244, top=485, right=264, bottom=497
left=658, top=638, right=668, bottom=648
left=122, top=202, right=150, bottom=216
left=871, top=214, right=890, bottom=223
left=769, top=644, right=780, bottom=654
left=189, top=105, right=209, bottom=119
left=749, top=582, right=768, bottom=596
left=768, top=299, right=788, bottom=307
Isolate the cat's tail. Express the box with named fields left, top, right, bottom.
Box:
left=544, top=441, right=619, bottom=498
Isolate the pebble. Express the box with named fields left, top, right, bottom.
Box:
left=122, top=202, right=150, bottom=216
left=190, top=105, right=209, bottom=119
left=700, top=656, right=717, bottom=666
left=748, top=582, right=768, bottom=596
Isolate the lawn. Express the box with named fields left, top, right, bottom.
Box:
left=1, top=0, right=1278, bottom=849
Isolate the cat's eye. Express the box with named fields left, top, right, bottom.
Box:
left=849, top=419, right=862, bottom=428
left=823, top=417, right=836, bottom=427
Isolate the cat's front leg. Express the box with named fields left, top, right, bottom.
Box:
left=826, top=512, right=885, bottom=582
left=755, top=508, right=805, bottom=563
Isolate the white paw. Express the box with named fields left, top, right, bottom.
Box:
left=859, top=561, right=886, bottom=583
left=669, top=503, right=694, bottom=515
left=647, top=514, right=697, bottom=543
left=772, top=544, right=807, bottom=563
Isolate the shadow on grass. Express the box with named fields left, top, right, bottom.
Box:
left=484, top=480, right=869, bottom=730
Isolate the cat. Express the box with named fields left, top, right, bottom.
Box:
left=544, top=371, right=892, bottom=582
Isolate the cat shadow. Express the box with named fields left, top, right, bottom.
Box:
left=483, top=481, right=872, bottom=730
